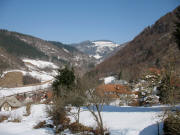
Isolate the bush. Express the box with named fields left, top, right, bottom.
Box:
left=42, top=66, right=53, bottom=72
left=69, top=122, right=93, bottom=133
left=9, top=118, right=21, bottom=123
left=33, top=121, right=46, bottom=129
left=0, top=115, right=8, bottom=123
left=47, top=97, right=69, bottom=132
left=164, top=111, right=180, bottom=135
left=24, top=103, right=31, bottom=116
left=92, top=127, right=110, bottom=135
left=23, top=74, right=41, bottom=85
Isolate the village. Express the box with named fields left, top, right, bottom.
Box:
left=0, top=65, right=170, bottom=135
left=0, top=2, right=180, bottom=134
left=0, top=66, right=171, bottom=112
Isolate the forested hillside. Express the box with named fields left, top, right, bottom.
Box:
left=90, top=6, right=180, bottom=81
left=0, top=30, right=96, bottom=73
left=0, top=30, right=48, bottom=59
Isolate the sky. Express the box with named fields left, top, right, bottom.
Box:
left=0, top=0, right=180, bottom=44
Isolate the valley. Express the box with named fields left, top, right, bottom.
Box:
left=0, top=2, right=180, bottom=135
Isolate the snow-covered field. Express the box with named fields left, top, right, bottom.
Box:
left=1, top=69, right=55, bottom=82
left=0, top=104, right=53, bottom=135
left=0, top=81, right=51, bottom=98
left=1, top=59, right=58, bottom=82
left=0, top=104, right=165, bottom=135
left=71, top=105, right=164, bottom=135
left=0, top=59, right=58, bottom=97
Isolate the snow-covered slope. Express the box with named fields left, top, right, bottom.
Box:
left=23, top=59, right=58, bottom=69
left=0, top=59, right=57, bottom=97
left=73, top=40, right=126, bottom=62
left=22, top=58, right=58, bottom=80
left=0, top=30, right=96, bottom=73
left=92, top=41, right=120, bottom=59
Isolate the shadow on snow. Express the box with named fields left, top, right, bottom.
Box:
left=83, top=105, right=169, bottom=112
left=139, top=122, right=163, bottom=135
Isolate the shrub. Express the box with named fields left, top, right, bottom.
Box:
left=47, top=97, right=70, bottom=132
left=164, top=111, right=180, bottom=135
left=69, top=122, right=93, bottom=133
left=33, top=121, right=46, bottom=129
left=23, top=74, right=41, bottom=85
left=92, top=127, right=110, bottom=135
left=68, top=122, right=109, bottom=135
left=0, top=115, right=8, bottom=123
left=24, top=103, right=31, bottom=116
left=9, top=118, right=21, bottom=123
left=42, top=66, right=53, bottom=72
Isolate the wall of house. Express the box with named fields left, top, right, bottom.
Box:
left=1, top=102, right=12, bottom=111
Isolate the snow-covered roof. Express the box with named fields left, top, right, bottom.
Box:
left=103, top=76, right=116, bottom=84
left=0, top=96, right=22, bottom=107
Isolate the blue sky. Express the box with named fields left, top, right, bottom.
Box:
left=0, top=0, right=180, bottom=44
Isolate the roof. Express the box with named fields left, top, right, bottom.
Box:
left=0, top=96, right=22, bottom=108
left=96, top=84, right=134, bottom=95
left=148, top=68, right=161, bottom=75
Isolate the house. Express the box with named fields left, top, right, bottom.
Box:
left=111, top=80, right=128, bottom=85
left=96, top=84, right=138, bottom=97
left=23, top=97, right=33, bottom=105
left=46, top=91, right=53, bottom=99
left=0, top=96, right=22, bottom=111
left=96, top=84, right=139, bottom=106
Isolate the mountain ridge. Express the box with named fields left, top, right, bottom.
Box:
left=0, top=29, right=96, bottom=74
left=89, top=6, right=180, bottom=81
left=71, top=40, right=125, bottom=62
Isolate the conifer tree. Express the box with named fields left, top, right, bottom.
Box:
left=52, top=66, right=75, bottom=97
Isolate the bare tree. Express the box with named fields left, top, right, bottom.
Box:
left=82, top=76, right=108, bottom=135
left=0, top=69, right=3, bottom=78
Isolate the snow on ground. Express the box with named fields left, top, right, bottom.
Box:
left=0, top=59, right=58, bottom=97
left=1, top=69, right=55, bottom=82
left=23, top=59, right=58, bottom=69
left=1, top=60, right=58, bottom=82
left=92, top=41, right=119, bottom=48
left=71, top=105, right=164, bottom=135
left=0, top=104, right=53, bottom=135
left=93, top=54, right=102, bottom=59
left=0, top=104, right=165, bottom=135
left=0, top=81, right=51, bottom=98
left=92, top=41, right=119, bottom=53
left=90, top=41, right=120, bottom=60
left=104, top=76, right=116, bottom=84
left=63, top=48, right=69, bottom=53
left=0, top=70, right=26, bottom=78
left=25, top=70, right=55, bottom=82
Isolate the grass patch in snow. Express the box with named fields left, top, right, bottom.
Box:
left=0, top=115, right=9, bottom=123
